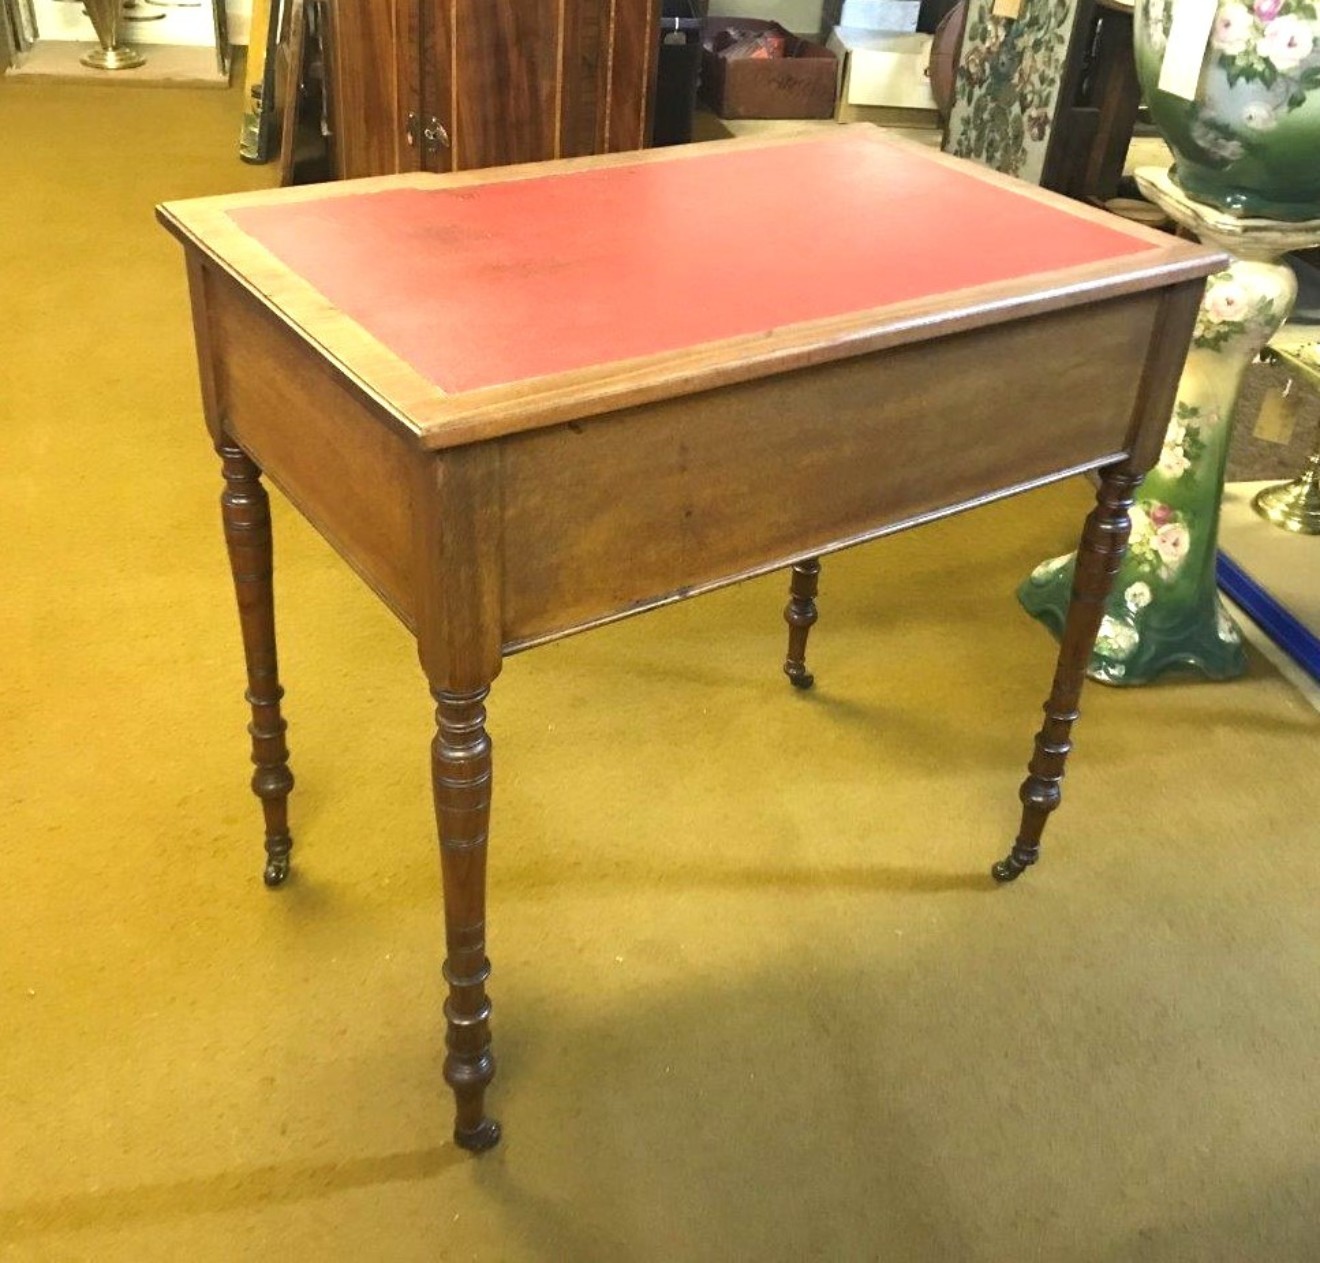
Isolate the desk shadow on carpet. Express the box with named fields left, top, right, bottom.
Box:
left=0, top=1149, right=461, bottom=1243
left=458, top=944, right=1320, bottom=1263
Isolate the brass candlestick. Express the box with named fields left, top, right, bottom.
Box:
left=80, top=0, right=147, bottom=69
left=1253, top=342, right=1320, bottom=535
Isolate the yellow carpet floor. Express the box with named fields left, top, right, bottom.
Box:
left=4, top=72, right=1320, bottom=1263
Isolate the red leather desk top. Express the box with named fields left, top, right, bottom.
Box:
left=228, top=134, right=1151, bottom=396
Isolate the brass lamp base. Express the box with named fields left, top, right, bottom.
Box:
left=1253, top=463, right=1320, bottom=534
left=1253, top=339, right=1320, bottom=534
left=80, top=44, right=146, bottom=69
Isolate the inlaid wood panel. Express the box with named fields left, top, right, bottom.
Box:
left=328, top=0, right=658, bottom=178
left=601, top=0, right=659, bottom=153
left=451, top=0, right=561, bottom=170
left=496, top=294, right=1160, bottom=647
left=560, top=0, right=612, bottom=156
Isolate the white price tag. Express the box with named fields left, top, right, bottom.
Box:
left=1158, top=0, right=1218, bottom=100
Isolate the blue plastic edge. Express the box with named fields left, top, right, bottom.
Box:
left=1217, top=550, right=1320, bottom=683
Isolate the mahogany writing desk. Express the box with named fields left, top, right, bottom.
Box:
left=159, top=130, right=1222, bottom=1152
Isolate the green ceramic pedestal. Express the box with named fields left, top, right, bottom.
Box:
left=1019, top=169, right=1320, bottom=684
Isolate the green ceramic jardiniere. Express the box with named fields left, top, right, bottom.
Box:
left=1019, top=248, right=1295, bottom=684
left=1135, top=0, right=1320, bottom=219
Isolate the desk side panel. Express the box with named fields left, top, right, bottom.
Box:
left=203, top=271, right=418, bottom=624
left=498, top=293, right=1160, bottom=646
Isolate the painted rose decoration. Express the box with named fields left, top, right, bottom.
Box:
left=1095, top=614, right=1140, bottom=662
left=1256, top=13, right=1315, bottom=72
left=1124, top=581, right=1154, bottom=612
left=1126, top=501, right=1194, bottom=581
left=1213, top=2, right=1320, bottom=94
left=1194, top=271, right=1280, bottom=349
left=1165, top=0, right=1320, bottom=166
left=1137, top=0, right=1320, bottom=217
left=1213, top=3, right=1256, bottom=56
left=1155, top=402, right=1212, bottom=483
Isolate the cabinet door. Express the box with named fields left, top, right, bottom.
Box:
left=448, top=0, right=562, bottom=169
left=325, top=0, right=411, bottom=178
left=420, top=0, right=659, bottom=173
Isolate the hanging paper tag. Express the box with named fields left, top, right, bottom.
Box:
left=992, top=0, right=1023, bottom=18
left=1254, top=379, right=1299, bottom=444
left=1158, top=0, right=1217, bottom=100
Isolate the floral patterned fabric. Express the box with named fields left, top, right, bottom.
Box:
left=945, top=0, right=1081, bottom=183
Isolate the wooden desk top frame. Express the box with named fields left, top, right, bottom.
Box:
left=160, top=128, right=1223, bottom=1152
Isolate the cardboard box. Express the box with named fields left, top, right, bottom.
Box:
left=821, top=0, right=920, bottom=33
left=700, top=19, right=839, bottom=119
left=827, top=27, right=939, bottom=129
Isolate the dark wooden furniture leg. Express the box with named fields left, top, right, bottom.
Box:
left=431, top=685, right=500, bottom=1152
left=782, top=557, right=822, bottom=689
left=218, top=440, right=295, bottom=888
left=993, top=463, right=1140, bottom=882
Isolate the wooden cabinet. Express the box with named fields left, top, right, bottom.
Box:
left=323, top=0, right=660, bottom=180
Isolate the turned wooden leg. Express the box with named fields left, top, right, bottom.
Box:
left=993, top=465, right=1140, bottom=883
left=782, top=557, right=821, bottom=689
left=218, top=440, right=295, bottom=888
left=431, top=686, right=500, bottom=1152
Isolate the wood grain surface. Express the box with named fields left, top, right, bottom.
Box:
left=324, top=0, right=405, bottom=179
left=204, top=271, right=419, bottom=624
left=452, top=0, right=561, bottom=169
left=158, top=129, right=1225, bottom=451
left=496, top=294, right=1158, bottom=647
left=166, top=122, right=1221, bottom=1150
left=559, top=0, right=612, bottom=156
left=324, top=0, right=657, bottom=178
